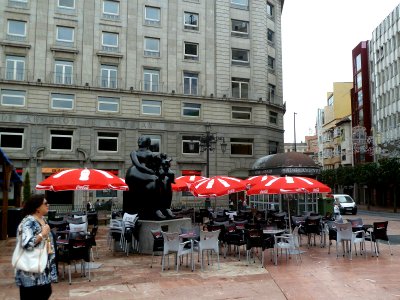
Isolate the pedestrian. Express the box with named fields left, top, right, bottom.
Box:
left=94, top=199, right=100, bottom=210
left=14, top=194, right=57, bottom=300
left=242, top=199, right=247, bottom=210
left=86, top=201, right=92, bottom=212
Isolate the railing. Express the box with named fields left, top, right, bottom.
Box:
left=49, top=203, right=123, bottom=214
left=48, top=72, right=78, bottom=85
left=0, top=67, right=34, bottom=81
left=102, top=14, right=120, bottom=21
left=96, top=76, right=123, bottom=89
left=6, top=34, right=27, bottom=42
left=138, top=80, right=165, bottom=93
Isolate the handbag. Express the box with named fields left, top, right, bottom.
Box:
left=12, top=225, right=48, bottom=273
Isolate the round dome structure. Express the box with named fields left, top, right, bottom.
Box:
left=249, top=152, right=320, bottom=177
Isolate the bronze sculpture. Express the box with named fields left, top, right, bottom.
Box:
left=123, top=136, right=175, bottom=220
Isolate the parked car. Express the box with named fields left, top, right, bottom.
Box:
left=333, top=194, right=357, bottom=215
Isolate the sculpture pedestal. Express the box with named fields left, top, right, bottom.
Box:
left=138, top=218, right=192, bottom=254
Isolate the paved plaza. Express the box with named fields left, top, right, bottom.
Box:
left=1, top=210, right=399, bottom=300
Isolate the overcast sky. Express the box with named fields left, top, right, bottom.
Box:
left=281, top=0, right=400, bottom=143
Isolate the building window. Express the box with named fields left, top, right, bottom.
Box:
left=183, top=72, right=198, bottom=95
left=182, top=136, right=200, bottom=154
left=231, top=19, right=249, bottom=37
left=357, top=91, right=363, bottom=107
left=0, top=128, right=24, bottom=149
left=232, top=48, right=249, bottom=66
left=231, top=77, right=249, bottom=98
left=145, top=6, right=160, bottom=25
left=7, top=20, right=26, bottom=40
left=58, top=0, right=74, bottom=9
left=142, top=100, right=162, bottom=115
left=356, top=73, right=362, bottom=90
left=103, top=0, right=120, bottom=20
left=184, top=12, right=199, bottom=30
left=184, top=42, right=199, bottom=60
left=232, top=106, right=251, bottom=120
left=143, top=69, right=159, bottom=92
left=102, top=32, right=119, bottom=51
left=144, top=37, right=160, bottom=57
left=98, top=96, right=119, bottom=112
left=182, top=103, right=201, bottom=117
left=54, top=60, right=73, bottom=85
left=230, top=138, right=253, bottom=156
left=267, top=29, right=274, bottom=43
left=97, top=132, right=118, bottom=152
left=8, top=0, right=28, bottom=8
left=268, top=84, right=275, bottom=102
left=50, top=130, right=73, bottom=151
left=267, top=2, right=274, bottom=18
left=268, top=56, right=275, bottom=70
left=355, top=54, right=361, bottom=72
left=269, top=111, right=278, bottom=124
left=269, top=141, right=278, bottom=154
left=100, top=65, right=118, bottom=88
left=5, top=55, right=25, bottom=81
left=1, top=89, right=25, bottom=106
left=56, top=26, right=74, bottom=44
left=51, top=93, right=74, bottom=110
left=231, top=0, right=248, bottom=9
left=147, top=134, right=161, bottom=153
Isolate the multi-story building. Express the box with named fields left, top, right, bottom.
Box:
left=0, top=0, right=285, bottom=207
left=351, top=41, right=373, bottom=164
left=318, top=82, right=353, bottom=169
left=369, top=3, right=400, bottom=160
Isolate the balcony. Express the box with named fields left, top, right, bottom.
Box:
left=97, top=76, right=123, bottom=89
left=0, top=67, right=33, bottom=82
left=47, top=72, right=79, bottom=86
left=139, top=81, right=165, bottom=93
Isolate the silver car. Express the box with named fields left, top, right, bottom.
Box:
left=333, top=194, right=357, bottom=215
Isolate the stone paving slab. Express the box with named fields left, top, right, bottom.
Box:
left=0, top=211, right=398, bottom=299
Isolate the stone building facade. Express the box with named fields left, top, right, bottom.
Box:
left=0, top=0, right=285, bottom=207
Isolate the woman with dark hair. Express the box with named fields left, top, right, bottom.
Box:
left=14, top=194, right=57, bottom=300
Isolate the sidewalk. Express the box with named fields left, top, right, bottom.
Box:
left=0, top=211, right=399, bottom=300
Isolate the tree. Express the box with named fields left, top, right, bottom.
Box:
left=23, top=171, right=31, bottom=204
left=378, top=158, right=400, bottom=212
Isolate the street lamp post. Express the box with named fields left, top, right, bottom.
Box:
left=199, top=123, right=227, bottom=177
left=294, top=112, right=297, bottom=152
left=190, top=123, right=227, bottom=208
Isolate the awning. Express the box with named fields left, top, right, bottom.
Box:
left=0, top=148, right=22, bottom=184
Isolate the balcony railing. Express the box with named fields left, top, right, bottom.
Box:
left=6, top=34, right=26, bottom=42
left=101, top=45, right=120, bottom=53
left=0, top=67, right=33, bottom=81
left=47, top=72, right=78, bottom=85
left=138, top=81, right=165, bottom=93
left=96, top=76, right=123, bottom=89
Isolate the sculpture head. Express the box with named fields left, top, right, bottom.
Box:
left=138, top=136, right=152, bottom=149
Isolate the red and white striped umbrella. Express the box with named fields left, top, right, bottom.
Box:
left=244, top=175, right=278, bottom=188
left=171, top=175, right=208, bottom=192
left=36, top=168, right=129, bottom=191
left=246, top=176, right=331, bottom=195
left=189, top=176, right=247, bottom=198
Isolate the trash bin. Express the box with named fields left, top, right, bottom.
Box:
left=7, top=207, right=24, bottom=237
left=318, top=197, right=334, bottom=216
